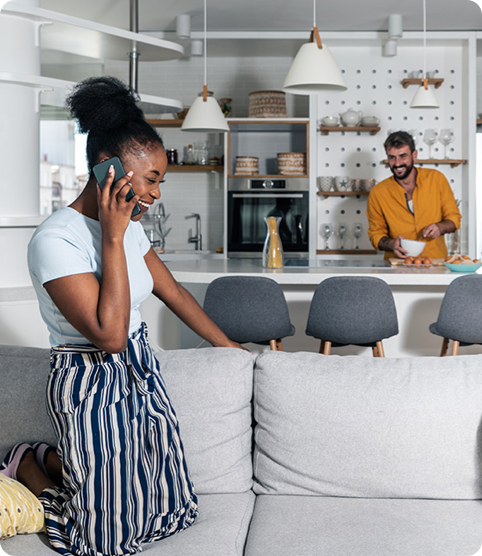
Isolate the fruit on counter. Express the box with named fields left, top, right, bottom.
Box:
left=445, top=254, right=480, bottom=265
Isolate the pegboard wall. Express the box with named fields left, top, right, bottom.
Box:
left=315, top=42, right=467, bottom=253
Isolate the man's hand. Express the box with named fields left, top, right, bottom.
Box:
left=378, top=235, right=409, bottom=258
left=422, top=223, right=442, bottom=239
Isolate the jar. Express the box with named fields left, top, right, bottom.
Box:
left=166, top=149, right=178, bottom=165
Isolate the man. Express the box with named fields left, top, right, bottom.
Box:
left=367, top=131, right=461, bottom=259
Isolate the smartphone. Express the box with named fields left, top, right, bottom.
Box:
left=92, top=156, right=141, bottom=218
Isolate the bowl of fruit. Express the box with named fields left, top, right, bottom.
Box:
left=444, top=254, right=482, bottom=273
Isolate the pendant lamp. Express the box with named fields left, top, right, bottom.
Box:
left=283, top=0, right=346, bottom=95
left=410, top=0, right=439, bottom=109
left=181, top=0, right=228, bottom=132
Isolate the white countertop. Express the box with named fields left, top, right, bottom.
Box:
left=163, top=258, right=468, bottom=287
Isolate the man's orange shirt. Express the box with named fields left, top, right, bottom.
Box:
left=367, top=168, right=461, bottom=260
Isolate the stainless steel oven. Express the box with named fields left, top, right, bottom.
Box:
left=227, top=177, right=309, bottom=258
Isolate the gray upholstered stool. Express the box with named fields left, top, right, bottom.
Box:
left=305, top=276, right=399, bottom=357
left=202, top=276, right=295, bottom=351
left=429, top=274, right=482, bottom=356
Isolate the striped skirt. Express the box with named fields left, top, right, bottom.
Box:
left=39, top=323, right=198, bottom=556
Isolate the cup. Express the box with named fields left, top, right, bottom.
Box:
left=426, top=71, right=435, bottom=78
left=352, top=178, right=363, bottom=192
left=363, top=178, right=377, bottom=192
left=410, top=70, right=421, bottom=78
left=335, top=176, right=350, bottom=192
left=317, top=176, right=334, bottom=192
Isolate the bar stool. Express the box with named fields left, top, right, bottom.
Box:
left=203, top=276, right=295, bottom=351
left=429, top=274, right=482, bottom=356
left=305, top=276, right=399, bottom=357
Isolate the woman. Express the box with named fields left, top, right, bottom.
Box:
left=1, top=76, right=242, bottom=556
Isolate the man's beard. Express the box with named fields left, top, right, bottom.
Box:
left=390, top=162, right=413, bottom=181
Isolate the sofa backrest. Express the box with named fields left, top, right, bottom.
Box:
left=253, top=351, right=482, bottom=500
left=157, top=347, right=254, bottom=494
left=0, top=345, right=57, bottom=456
left=0, top=344, right=255, bottom=497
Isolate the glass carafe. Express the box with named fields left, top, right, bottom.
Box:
left=263, top=216, right=284, bottom=268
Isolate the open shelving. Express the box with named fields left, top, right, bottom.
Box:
left=319, top=126, right=380, bottom=135
left=401, top=78, right=444, bottom=89
left=382, top=159, right=467, bottom=168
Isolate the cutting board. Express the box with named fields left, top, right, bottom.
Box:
left=389, top=258, right=445, bottom=266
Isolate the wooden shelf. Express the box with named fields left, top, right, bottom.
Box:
left=382, top=159, right=467, bottom=168
left=316, top=249, right=378, bottom=255
left=401, top=78, right=444, bottom=89
left=317, top=191, right=368, bottom=197
left=228, top=174, right=308, bottom=179
left=168, top=164, right=224, bottom=173
left=320, top=125, right=380, bottom=135
left=147, top=119, right=184, bottom=127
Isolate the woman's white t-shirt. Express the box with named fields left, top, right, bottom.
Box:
left=28, top=207, right=153, bottom=347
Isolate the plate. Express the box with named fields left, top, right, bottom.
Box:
left=444, top=263, right=482, bottom=273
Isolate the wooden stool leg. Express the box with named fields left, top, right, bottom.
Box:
left=440, top=338, right=449, bottom=357
left=320, top=340, right=331, bottom=355
left=376, top=341, right=385, bottom=357
left=451, top=340, right=460, bottom=356
left=269, top=339, right=284, bottom=351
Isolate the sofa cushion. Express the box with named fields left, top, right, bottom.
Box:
left=253, top=351, right=482, bottom=499
left=2, top=492, right=255, bottom=556
left=245, top=495, right=482, bottom=556
left=157, top=348, right=254, bottom=494
left=0, top=345, right=56, bottom=461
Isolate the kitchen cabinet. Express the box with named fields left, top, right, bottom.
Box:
left=227, top=119, right=310, bottom=178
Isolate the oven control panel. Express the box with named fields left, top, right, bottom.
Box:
left=250, top=179, right=286, bottom=189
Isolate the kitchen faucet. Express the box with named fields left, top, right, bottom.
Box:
left=185, top=213, right=202, bottom=251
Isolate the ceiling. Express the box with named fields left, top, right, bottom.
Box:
left=40, top=0, right=482, bottom=35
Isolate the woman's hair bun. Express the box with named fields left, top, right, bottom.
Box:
left=66, top=76, right=145, bottom=134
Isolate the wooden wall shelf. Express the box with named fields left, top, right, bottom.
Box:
left=320, top=126, right=380, bottom=135
left=147, top=119, right=184, bottom=127
left=316, top=249, right=378, bottom=255
left=401, top=78, right=444, bottom=89
left=317, top=191, right=369, bottom=197
left=168, top=164, right=223, bottom=173
left=228, top=174, right=308, bottom=179
left=382, top=159, right=466, bottom=168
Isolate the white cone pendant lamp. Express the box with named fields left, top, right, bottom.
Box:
left=410, top=0, right=439, bottom=109
left=181, top=0, right=228, bottom=132
left=283, top=0, right=346, bottom=95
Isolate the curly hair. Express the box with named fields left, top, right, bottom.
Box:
left=66, top=76, right=164, bottom=172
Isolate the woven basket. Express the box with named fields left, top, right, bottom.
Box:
left=234, top=156, right=259, bottom=175
left=277, top=152, right=306, bottom=175
left=248, top=90, right=287, bottom=118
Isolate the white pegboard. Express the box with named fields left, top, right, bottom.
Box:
left=316, top=42, right=467, bottom=253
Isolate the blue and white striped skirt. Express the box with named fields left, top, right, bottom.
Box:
left=39, top=323, right=198, bottom=556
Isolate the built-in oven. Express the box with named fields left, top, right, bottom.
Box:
left=227, top=177, right=309, bottom=258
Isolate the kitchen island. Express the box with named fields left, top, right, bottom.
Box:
left=140, top=257, right=479, bottom=358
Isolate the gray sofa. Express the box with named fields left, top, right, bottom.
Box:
left=2, top=343, right=482, bottom=556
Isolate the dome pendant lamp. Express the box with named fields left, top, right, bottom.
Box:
left=283, top=0, right=347, bottom=95
left=181, top=0, right=229, bottom=132
left=410, top=0, right=439, bottom=109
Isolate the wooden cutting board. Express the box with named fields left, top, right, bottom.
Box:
left=389, top=258, right=445, bottom=266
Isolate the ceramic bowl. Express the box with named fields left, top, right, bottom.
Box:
left=444, top=263, right=482, bottom=273
left=361, top=117, right=380, bottom=126
left=400, top=238, right=425, bottom=257
left=321, top=116, right=339, bottom=126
